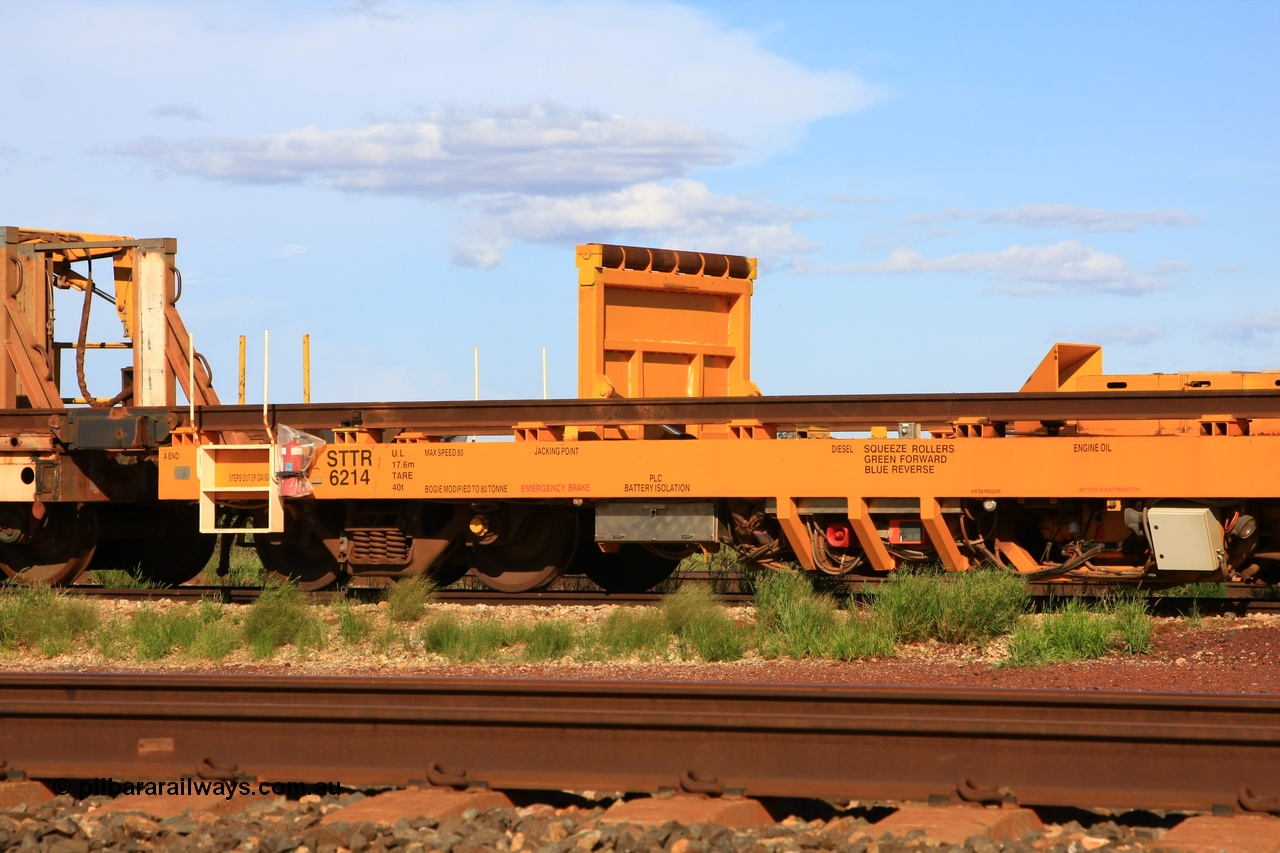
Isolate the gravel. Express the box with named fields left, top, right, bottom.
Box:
left=3, top=604, right=1275, bottom=849
left=3, top=602, right=1278, bottom=695
left=0, top=791, right=1193, bottom=853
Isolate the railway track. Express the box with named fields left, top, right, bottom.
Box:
left=33, top=578, right=1280, bottom=616
left=0, top=673, right=1277, bottom=814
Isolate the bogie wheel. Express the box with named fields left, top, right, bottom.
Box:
left=91, top=507, right=216, bottom=586
left=426, top=560, right=470, bottom=589
left=581, top=544, right=680, bottom=593
left=0, top=504, right=98, bottom=585
left=468, top=506, right=578, bottom=593
left=256, top=536, right=344, bottom=591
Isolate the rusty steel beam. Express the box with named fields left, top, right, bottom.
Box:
left=0, top=389, right=1278, bottom=442
left=43, top=389, right=1280, bottom=437
left=0, top=674, right=1277, bottom=813
left=184, top=390, right=1280, bottom=434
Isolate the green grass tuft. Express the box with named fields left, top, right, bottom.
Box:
left=754, top=571, right=841, bottom=659
left=1004, top=596, right=1154, bottom=667
left=335, top=598, right=374, bottom=645
left=1110, top=596, right=1154, bottom=655
left=872, top=568, right=1028, bottom=645
left=88, top=569, right=159, bottom=589
left=753, top=571, right=896, bottom=660
left=417, top=615, right=462, bottom=656
left=681, top=611, right=747, bottom=661
left=1006, top=600, right=1113, bottom=666
left=522, top=621, right=575, bottom=662
left=1157, top=582, right=1228, bottom=599
left=241, top=582, right=323, bottom=659
left=0, top=585, right=99, bottom=657
left=129, top=607, right=203, bottom=661
left=385, top=576, right=434, bottom=624
left=675, top=548, right=753, bottom=594
left=583, top=608, right=669, bottom=661
left=190, top=621, right=240, bottom=661
left=660, top=585, right=746, bottom=662
left=830, top=609, right=898, bottom=660
left=417, top=614, right=514, bottom=662
left=95, top=614, right=130, bottom=660
left=199, top=536, right=267, bottom=586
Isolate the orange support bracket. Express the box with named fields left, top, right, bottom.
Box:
left=921, top=498, right=970, bottom=572
left=848, top=497, right=895, bottom=572
left=996, top=539, right=1040, bottom=574
left=773, top=497, right=815, bottom=570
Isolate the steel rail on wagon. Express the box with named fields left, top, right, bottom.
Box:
left=170, top=388, right=1280, bottom=434
left=5, top=388, right=1278, bottom=444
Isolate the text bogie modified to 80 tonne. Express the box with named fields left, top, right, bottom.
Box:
left=4, top=228, right=1280, bottom=591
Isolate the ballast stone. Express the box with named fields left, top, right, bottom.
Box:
left=0, top=781, right=53, bottom=810
left=319, top=787, right=513, bottom=826
left=599, top=794, right=773, bottom=828
left=869, top=803, right=1042, bottom=845
left=1153, top=814, right=1280, bottom=853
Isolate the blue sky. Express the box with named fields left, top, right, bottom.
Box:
left=2, top=0, right=1275, bottom=404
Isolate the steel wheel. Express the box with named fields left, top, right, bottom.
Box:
left=0, top=504, right=97, bottom=585
left=581, top=544, right=680, bottom=593
left=426, top=560, right=470, bottom=588
left=91, top=506, right=216, bottom=586
left=468, top=507, right=578, bottom=593
left=256, top=539, right=344, bottom=591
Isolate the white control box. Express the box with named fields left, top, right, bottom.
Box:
left=1145, top=507, right=1224, bottom=572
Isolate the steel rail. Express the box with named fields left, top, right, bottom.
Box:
left=5, top=387, right=1279, bottom=438
left=38, top=583, right=1280, bottom=614
left=1, top=674, right=1277, bottom=813
left=183, top=389, right=1280, bottom=434
left=44, top=585, right=736, bottom=607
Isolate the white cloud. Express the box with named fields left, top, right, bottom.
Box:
left=908, top=204, right=1198, bottom=232
left=805, top=241, right=1172, bottom=296
left=13, top=2, right=880, bottom=269
left=274, top=243, right=308, bottom=258
left=332, top=0, right=401, bottom=20
left=1214, top=311, right=1280, bottom=342
left=1076, top=324, right=1165, bottom=345
left=451, top=180, right=818, bottom=269
left=75, top=1, right=877, bottom=161
left=150, top=103, right=204, bottom=121
left=906, top=206, right=971, bottom=226
left=118, top=106, right=731, bottom=197
left=982, top=204, right=1199, bottom=231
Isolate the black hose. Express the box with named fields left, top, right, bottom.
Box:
left=73, top=258, right=131, bottom=409
left=1024, top=543, right=1107, bottom=581
left=74, top=262, right=98, bottom=407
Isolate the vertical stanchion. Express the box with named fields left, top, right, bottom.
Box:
left=187, top=332, right=195, bottom=426
left=470, top=346, right=480, bottom=443
left=238, top=335, right=246, bottom=406
left=302, top=334, right=311, bottom=405
left=263, top=330, right=271, bottom=438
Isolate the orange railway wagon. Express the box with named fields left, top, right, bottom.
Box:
left=149, top=242, right=1280, bottom=593
left=2, top=227, right=1278, bottom=591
